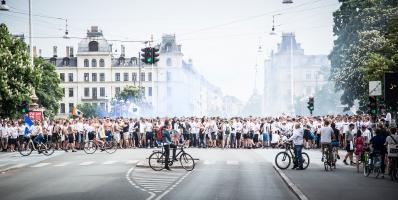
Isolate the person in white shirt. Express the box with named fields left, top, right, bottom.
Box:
left=271, top=131, right=280, bottom=148
left=9, top=122, right=19, bottom=152
left=288, top=123, right=304, bottom=170
left=361, top=125, right=372, bottom=144
left=320, top=119, right=333, bottom=162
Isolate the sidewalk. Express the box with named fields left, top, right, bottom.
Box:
left=279, top=150, right=397, bottom=200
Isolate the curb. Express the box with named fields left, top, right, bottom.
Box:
left=273, top=165, right=309, bottom=200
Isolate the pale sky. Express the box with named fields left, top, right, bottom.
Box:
left=0, top=0, right=340, bottom=103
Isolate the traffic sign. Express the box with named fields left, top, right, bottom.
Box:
left=369, top=81, right=382, bottom=96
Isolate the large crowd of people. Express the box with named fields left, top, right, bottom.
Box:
left=0, top=114, right=397, bottom=175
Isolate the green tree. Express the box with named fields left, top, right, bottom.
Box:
left=77, top=103, right=100, bottom=118
left=116, top=85, right=144, bottom=102
left=0, top=23, right=34, bottom=118
left=33, top=57, right=63, bottom=117
left=329, top=0, right=398, bottom=110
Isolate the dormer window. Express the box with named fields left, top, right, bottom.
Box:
left=88, top=41, right=99, bottom=51
left=50, top=57, right=56, bottom=65
left=63, top=57, right=70, bottom=66
left=118, top=57, right=125, bottom=66
left=99, top=59, right=105, bottom=67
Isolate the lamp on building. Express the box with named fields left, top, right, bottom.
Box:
left=0, top=0, right=9, bottom=11
left=63, top=19, right=69, bottom=39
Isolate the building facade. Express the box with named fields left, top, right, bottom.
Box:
left=46, top=26, right=224, bottom=117
left=263, top=32, right=330, bottom=116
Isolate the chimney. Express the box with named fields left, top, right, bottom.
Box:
left=39, top=49, right=42, bottom=57
left=66, top=46, right=70, bottom=57
left=70, top=47, right=74, bottom=57
left=33, top=46, right=37, bottom=57
left=53, top=46, right=57, bottom=57
left=121, top=45, right=125, bottom=57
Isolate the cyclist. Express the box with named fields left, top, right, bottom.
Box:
left=331, top=122, right=340, bottom=161
left=320, top=119, right=333, bottom=164
left=162, top=120, right=177, bottom=171
left=369, top=123, right=387, bottom=178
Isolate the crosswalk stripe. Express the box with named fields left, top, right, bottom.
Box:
left=2, top=163, right=27, bottom=171
left=103, top=160, right=118, bottom=165
left=31, top=163, right=51, bottom=168
left=135, top=180, right=176, bottom=183
left=80, top=161, right=95, bottom=166
left=126, top=160, right=139, bottom=164
left=226, top=160, right=239, bottom=165
left=54, top=162, right=71, bottom=167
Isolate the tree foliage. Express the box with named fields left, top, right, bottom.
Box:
left=33, top=57, right=64, bottom=117
left=329, top=0, right=398, bottom=110
left=76, top=103, right=101, bottom=118
left=0, top=23, right=34, bottom=118
left=116, top=85, right=144, bottom=102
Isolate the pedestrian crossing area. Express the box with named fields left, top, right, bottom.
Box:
left=129, top=167, right=188, bottom=194
left=0, top=160, right=140, bottom=172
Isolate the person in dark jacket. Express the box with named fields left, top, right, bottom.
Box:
left=162, top=120, right=177, bottom=170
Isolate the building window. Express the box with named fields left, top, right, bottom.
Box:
left=92, top=88, right=97, bottom=99
left=148, top=87, right=152, bottom=96
left=92, top=73, right=97, bottom=82
left=84, top=87, right=90, bottom=97
left=131, top=73, right=137, bottom=82
left=124, top=73, right=129, bottom=81
left=148, top=72, right=152, bottom=81
left=140, top=72, right=145, bottom=82
left=100, top=87, right=105, bottom=97
left=88, top=41, right=99, bottom=51
left=115, top=87, right=120, bottom=95
left=84, top=59, right=89, bottom=67
left=62, top=88, right=65, bottom=97
left=68, top=88, right=74, bottom=97
left=306, top=72, right=311, bottom=80
left=115, top=73, right=120, bottom=81
left=100, top=73, right=105, bottom=82
left=142, top=87, right=145, bottom=97
left=99, top=59, right=105, bottom=67
left=167, top=72, right=171, bottom=81
left=60, top=73, right=65, bottom=82
left=92, top=59, right=97, bottom=67
left=60, top=103, right=65, bottom=114
left=68, top=73, right=73, bottom=82
left=68, top=103, right=74, bottom=114
left=63, top=58, right=69, bottom=66
left=166, top=58, right=172, bottom=66
left=84, top=73, right=89, bottom=82
left=50, top=58, right=56, bottom=65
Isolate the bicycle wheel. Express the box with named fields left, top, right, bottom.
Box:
left=180, top=153, right=195, bottom=171
left=104, top=140, right=117, bottom=154
left=375, top=167, right=381, bottom=178
left=19, top=140, right=33, bottom=156
left=43, top=143, right=55, bottom=156
left=38, top=143, right=48, bottom=155
left=301, top=152, right=310, bottom=169
left=363, top=163, right=371, bottom=177
left=149, top=152, right=165, bottom=171
left=275, top=152, right=291, bottom=170
left=83, top=141, right=97, bottom=154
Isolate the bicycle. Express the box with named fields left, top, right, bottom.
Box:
left=322, top=144, right=334, bottom=171
left=275, top=142, right=310, bottom=170
left=148, top=142, right=195, bottom=171
left=83, top=138, right=117, bottom=154
left=363, top=151, right=382, bottom=178
left=18, top=136, right=54, bottom=156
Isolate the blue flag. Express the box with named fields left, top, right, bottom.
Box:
left=24, top=115, right=34, bottom=127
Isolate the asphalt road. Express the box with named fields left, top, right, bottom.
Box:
left=0, top=148, right=296, bottom=200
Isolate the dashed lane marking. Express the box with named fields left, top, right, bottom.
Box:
left=103, top=160, right=118, bottom=165
left=226, top=160, right=239, bottom=165
left=31, top=162, right=51, bottom=168
left=54, top=162, right=71, bottom=167
left=80, top=161, right=95, bottom=166
left=203, top=160, right=216, bottom=165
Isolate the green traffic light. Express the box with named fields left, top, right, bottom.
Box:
left=146, top=57, right=152, bottom=63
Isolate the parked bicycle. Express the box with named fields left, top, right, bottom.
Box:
left=18, top=137, right=54, bottom=156
left=148, top=143, right=195, bottom=171
left=83, top=138, right=117, bottom=154
left=275, top=141, right=310, bottom=170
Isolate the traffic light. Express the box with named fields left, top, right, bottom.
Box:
left=151, top=47, right=159, bottom=64
left=307, top=97, right=314, bottom=115
left=141, top=47, right=153, bottom=64
left=368, top=96, right=377, bottom=115
left=21, top=100, right=28, bottom=114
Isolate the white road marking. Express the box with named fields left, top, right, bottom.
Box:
left=80, top=161, right=95, bottom=166
left=31, top=162, right=51, bottom=168
left=126, top=160, right=139, bottom=164
left=1, top=163, right=28, bottom=172
left=103, top=160, right=118, bottom=165
left=54, top=162, right=71, bottom=167
left=226, top=160, right=239, bottom=165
